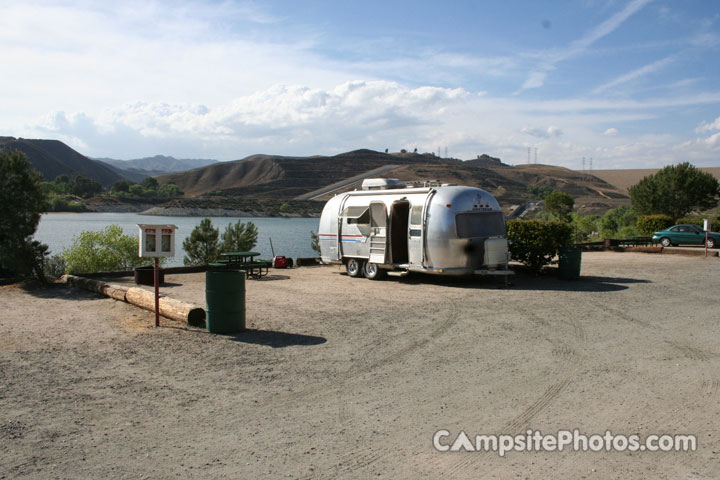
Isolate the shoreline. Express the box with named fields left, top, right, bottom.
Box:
left=43, top=208, right=320, bottom=218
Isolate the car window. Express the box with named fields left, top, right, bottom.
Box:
left=670, top=227, right=680, bottom=232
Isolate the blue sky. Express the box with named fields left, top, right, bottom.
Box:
left=1, top=0, right=719, bottom=168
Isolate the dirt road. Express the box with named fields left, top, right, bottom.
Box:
left=1, top=252, right=718, bottom=479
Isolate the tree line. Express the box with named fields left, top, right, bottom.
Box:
left=42, top=173, right=183, bottom=212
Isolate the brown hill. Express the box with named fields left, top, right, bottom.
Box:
left=589, top=168, right=720, bottom=193
left=159, top=149, right=628, bottom=214
left=0, top=137, right=123, bottom=186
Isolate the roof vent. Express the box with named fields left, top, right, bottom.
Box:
left=361, top=178, right=403, bottom=190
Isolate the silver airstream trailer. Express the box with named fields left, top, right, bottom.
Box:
left=318, top=179, right=513, bottom=280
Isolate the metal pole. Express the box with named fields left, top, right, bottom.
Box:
left=269, top=237, right=275, bottom=257
left=706, top=231, right=708, bottom=258
left=154, top=257, right=160, bottom=327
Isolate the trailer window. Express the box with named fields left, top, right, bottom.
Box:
left=456, top=212, right=505, bottom=238
left=410, top=206, right=423, bottom=225
left=341, top=206, right=370, bottom=225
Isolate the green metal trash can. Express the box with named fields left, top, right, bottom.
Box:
left=558, top=247, right=582, bottom=280
left=205, top=270, right=246, bottom=334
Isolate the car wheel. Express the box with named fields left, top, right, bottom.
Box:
left=707, top=238, right=716, bottom=249
left=363, top=262, right=386, bottom=280
left=660, top=237, right=672, bottom=247
left=346, top=258, right=363, bottom=277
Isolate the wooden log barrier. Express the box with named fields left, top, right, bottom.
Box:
left=61, top=275, right=205, bottom=326
left=125, top=287, right=206, bottom=327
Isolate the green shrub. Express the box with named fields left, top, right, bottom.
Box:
left=48, top=195, right=88, bottom=212
left=310, top=231, right=320, bottom=254
left=44, top=254, right=67, bottom=278
left=637, top=214, right=674, bottom=235
left=62, top=224, right=146, bottom=274
left=571, top=214, right=600, bottom=243
left=506, top=220, right=573, bottom=273
left=598, top=206, right=637, bottom=239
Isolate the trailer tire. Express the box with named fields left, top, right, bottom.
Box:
left=346, top=258, right=363, bottom=277
left=363, top=262, right=386, bottom=280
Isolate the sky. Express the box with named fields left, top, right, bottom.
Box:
left=1, top=0, right=719, bottom=169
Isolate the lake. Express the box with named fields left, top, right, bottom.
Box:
left=36, top=213, right=320, bottom=267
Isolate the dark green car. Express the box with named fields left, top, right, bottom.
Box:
left=652, top=224, right=720, bottom=248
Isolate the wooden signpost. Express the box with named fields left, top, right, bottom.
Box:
left=138, top=224, right=178, bottom=327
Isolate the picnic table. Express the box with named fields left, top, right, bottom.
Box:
left=219, top=251, right=271, bottom=279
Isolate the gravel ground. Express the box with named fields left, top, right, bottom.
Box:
left=1, top=252, right=719, bottom=479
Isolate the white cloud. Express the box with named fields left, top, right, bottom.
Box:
left=521, top=126, right=563, bottom=138
left=696, top=117, right=720, bottom=133
left=520, top=72, right=548, bottom=90
left=19, top=76, right=720, bottom=167
left=604, top=128, right=619, bottom=136
left=705, top=132, right=720, bottom=147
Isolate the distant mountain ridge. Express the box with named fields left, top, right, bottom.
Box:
left=158, top=149, right=631, bottom=214
left=0, top=136, right=122, bottom=186
left=97, top=155, right=218, bottom=174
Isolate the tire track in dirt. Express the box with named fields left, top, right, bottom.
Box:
left=627, top=339, right=720, bottom=477
left=294, top=299, right=461, bottom=479
left=299, top=298, right=462, bottom=480
left=266, top=297, right=461, bottom=417
left=585, top=300, right=661, bottom=331
left=441, top=304, right=588, bottom=479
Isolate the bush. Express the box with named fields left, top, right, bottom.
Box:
left=572, top=214, right=600, bottom=243
left=48, top=195, right=88, bottom=212
left=598, top=206, right=637, bottom=239
left=506, top=220, right=573, bottom=273
left=62, top=224, right=146, bottom=274
left=637, top=214, right=674, bottom=235
left=310, top=231, right=320, bottom=254
left=44, top=254, right=67, bottom=278
left=183, top=218, right=220, bottom=265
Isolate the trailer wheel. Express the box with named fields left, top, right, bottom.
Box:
left=363, top=262, right=386, bottom=280
left=346, top=258, right=363, bottom=277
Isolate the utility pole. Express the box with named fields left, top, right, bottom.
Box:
left=527, top=147, right=531, bottom=164
left=534, top=147, right=538, bottom=164
left=582, top=157, right=586, bottom=171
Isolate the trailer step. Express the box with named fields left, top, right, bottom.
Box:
left=387, top=271, right=409, bottom=277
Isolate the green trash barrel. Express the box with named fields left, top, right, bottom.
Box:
left=205, top=270, right=246, bottom=334
left=558, top=247, right=582, bottom=280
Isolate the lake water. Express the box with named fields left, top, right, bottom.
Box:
left=36, top=213, right=320, bottom=267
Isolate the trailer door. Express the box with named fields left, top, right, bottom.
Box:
left=368, top=202, right=387, bottom=264
left=408, top=204, right=423, bottom=266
